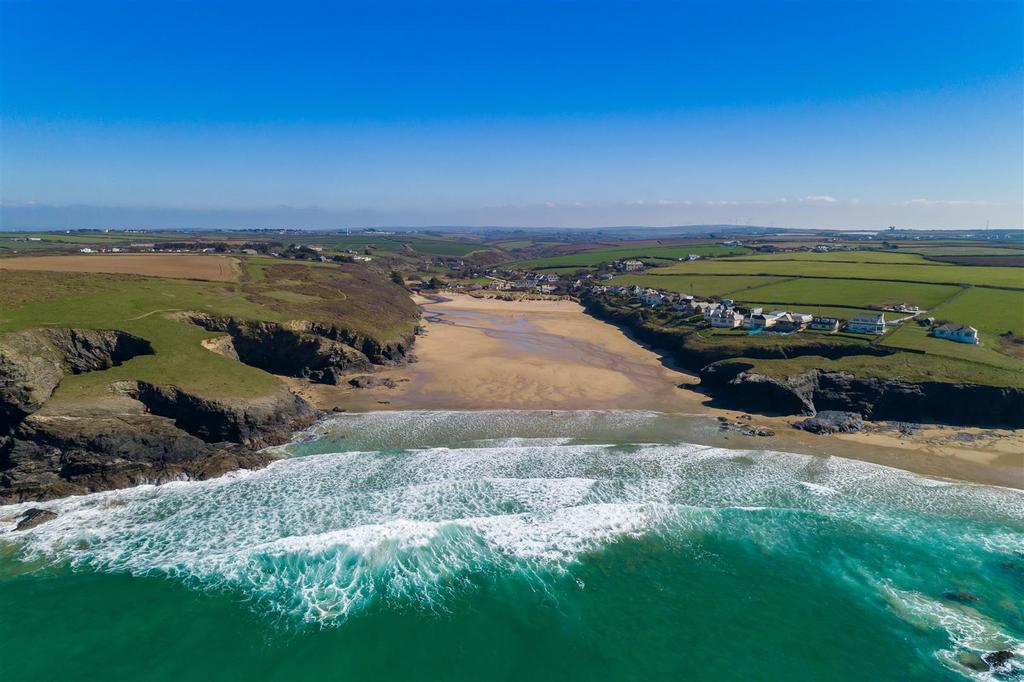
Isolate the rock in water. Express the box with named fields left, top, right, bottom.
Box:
left=942, top=590, right=979, bottom=604
left=15, top=508, right=57, bottom=531
left=982, top=651, right=1014, bottom=669
left=793, top=411, right=864, bottom=435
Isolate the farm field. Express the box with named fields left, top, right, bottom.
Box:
left=508, top=243, right=750, bottom=270
left=609, top=274, right=790, bottom=298
left=651, top=256, right=1024, bottom=288
left=0, top=254, right=242, bottom=281
left=733, top=250, right=939, bottom=264
left=731, top=277, right=961, bottom=310
left=903, top=245, right=1024, bottom=256
left=882, top=287, right=1024, bottom=372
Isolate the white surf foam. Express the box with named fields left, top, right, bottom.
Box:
left=2, top=415, right=1022, bottom=626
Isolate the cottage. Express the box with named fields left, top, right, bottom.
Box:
left=750, top=312, right=780, bottom=329
left=848, top=312, right=886, bottom=334
left=641, top=289, right=664, bottom=306
left=772, top=313, right=805, bottom=333
left=617, top=259, right=645, bottom=272
left=933, top=323, right=979, bottom=345
left=810, top=316, right=841, bottom=332
left=709, top=309, right=744, bottom=328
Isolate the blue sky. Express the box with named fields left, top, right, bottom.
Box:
left=1, top=0, right=1022, bottom=229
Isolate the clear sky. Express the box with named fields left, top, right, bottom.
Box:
left=1, top=0, right=1022, bottom=230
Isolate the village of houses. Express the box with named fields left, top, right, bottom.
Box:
left=477, top=257, right=981, bottom=345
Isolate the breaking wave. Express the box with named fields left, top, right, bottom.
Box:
left=1, top=410, right=1022, bottom=677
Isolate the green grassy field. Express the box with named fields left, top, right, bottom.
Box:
left=731, top=277, right=962, bottom=310
left=651, top=256, right=1024, bottom=288
left=735, top=250, right=939, bottom=264
left=0, top=259, right=418, bottom=402
left=881, top=287, right=1024, bottom=372
left=609, top=274, right=791, bottom=298
left=508, top=244, right=751, bottom=270
left=903, top=245, right=1024, bottom=256
left=713, top=352, right=1024, bottom=388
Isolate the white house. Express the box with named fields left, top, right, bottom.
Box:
left=848, top=312, right=886, bottom=334
left=810, top=316, right=841, bottom=332
left=79, top=247, right=95, bottom=253
left=709, top=309, right=744, bottom=328
left=618, top=259, right=645, bottom=272
left=933, top=323, right=979, bottom=344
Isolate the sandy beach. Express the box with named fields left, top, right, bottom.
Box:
left=287, top=293, right=1024, bottom=489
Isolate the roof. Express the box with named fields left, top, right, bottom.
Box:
left=935, top=323, right=977, bottom=333
left=850, top=312, right=884, bottom=323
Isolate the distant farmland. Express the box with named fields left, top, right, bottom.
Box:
left=0, top=254, right=242, bottom=281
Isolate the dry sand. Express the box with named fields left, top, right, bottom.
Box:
left=0, top=254, right=241, bottom=281
left=289, top=293, right=1023, bottom=488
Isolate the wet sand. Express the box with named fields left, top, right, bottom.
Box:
left=288, top=294, right=1024, bottom=489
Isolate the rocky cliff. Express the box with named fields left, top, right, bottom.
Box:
left=700, top=364, right=1024, bottom=427
left=181, top=313, right=415, bottom=383
left=0, top=315, right=414, bottom=503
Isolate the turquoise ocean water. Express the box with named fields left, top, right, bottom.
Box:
left=1, top=410, right=1021, bottom=681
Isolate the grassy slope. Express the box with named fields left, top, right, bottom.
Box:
left=0, top=259, right=418, bottom=402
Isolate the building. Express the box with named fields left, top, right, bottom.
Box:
left=709, top=309, right=744, bottom=328
left=810, top=316, right=841, bottom=332
left=617, top=259, right=645, bottom=272
left=750, top=312, right=780, bottom=329
left=79, top=247, right=95, bottom=253
left=641, top=289, right=664, bottom=306
left=848, top=312, right=886, bottom=334
left=773, top=313, right=810, bottom=333
left=933, top=323, right=979, bottom=344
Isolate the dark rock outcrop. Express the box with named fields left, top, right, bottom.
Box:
left=348, top=375, right=397, bottom=389
left=117, top=381, right=317, bottom=446
left=702, top=367, right=1024, bottom=428
left=794, top=411, right=865, bottom=434
left=181, top=313, right=415, bottom=384
left=1, top=383, right=318, bottom=504
left=0, top=328, right=153, bottom=429
left=14, top=508, right=57, bottom=531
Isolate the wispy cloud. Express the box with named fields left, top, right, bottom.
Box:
left=802, top=195, right=838, bottom=203
left=899, top=198, right=1001, bottom=207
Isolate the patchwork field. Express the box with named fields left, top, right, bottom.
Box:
left=652, top=257, right=1024, bottom=288
left=508, top=243, right=750, bottom=271
left=585, top=246, right=1024, bottom=389
left=609, top=274, right=790, bottom=298
left=730, top=278, right=961, bottom=310
left=0, top=254, right=242, bottom=281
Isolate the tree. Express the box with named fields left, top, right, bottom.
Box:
left=390, top=271, right=405, bottom=286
